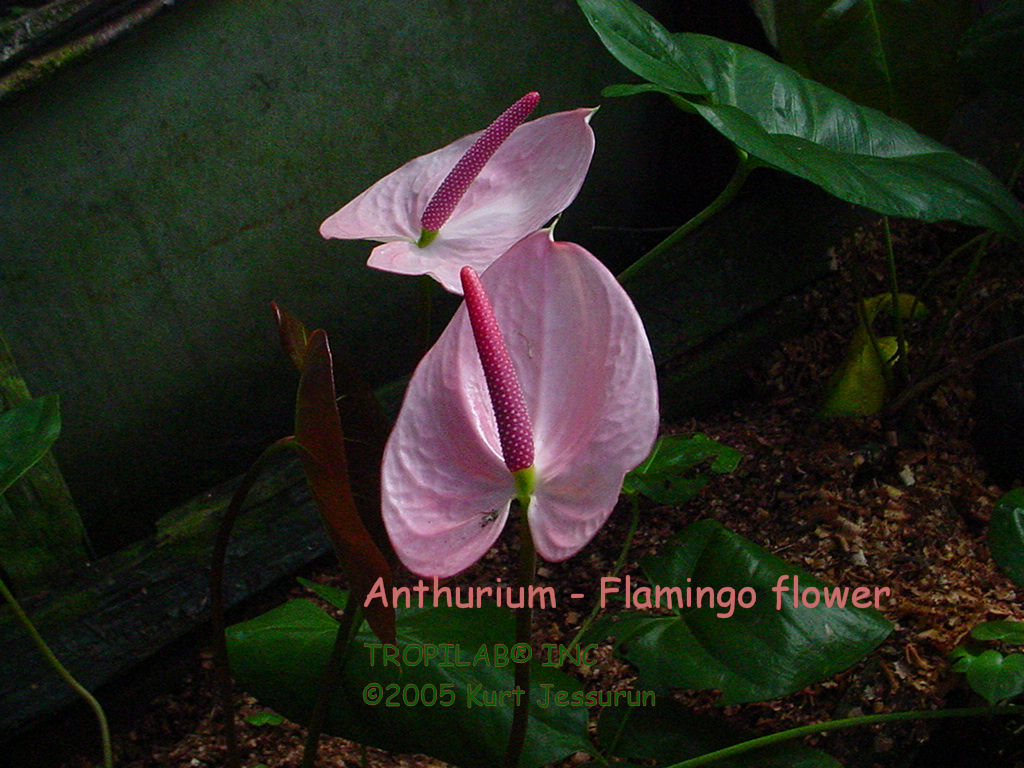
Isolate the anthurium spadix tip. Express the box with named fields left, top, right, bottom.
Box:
left=420, top=92, right=540, bottom=236
left=382, top=230, right=659, bottom=578
left=319, top=95, right=595, bottom=294
left=460, top=265, right=535, bottom=474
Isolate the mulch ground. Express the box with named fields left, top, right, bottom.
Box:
left=56, top=217, right=1024, bottom=768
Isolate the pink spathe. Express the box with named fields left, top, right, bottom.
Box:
left=319, top=98, right=595, bottom=294
left=382, top=230, right=659, bottom=578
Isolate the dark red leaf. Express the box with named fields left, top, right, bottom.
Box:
left=295, top=330, right=395, bottom=644
left=271, top=301, right=311, bottom=372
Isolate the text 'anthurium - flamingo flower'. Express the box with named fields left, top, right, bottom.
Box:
left=382, top=230, right=659, bottom=578
left=319, top=93, right=596, bottom=294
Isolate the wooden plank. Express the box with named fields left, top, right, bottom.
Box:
left=0, top=452, right=330, bottom=740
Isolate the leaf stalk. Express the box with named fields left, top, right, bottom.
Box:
left=0, top=577, right=113, bottom=768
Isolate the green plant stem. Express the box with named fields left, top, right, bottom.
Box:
left=886, top=333, right=1024, bottom=416
left=914, top=230, right=986, bottom=310
left=848, top=250, right=894, bottom=389
left=0, top=576, right=113, bottom=767
left=209, top=435, right=296, bottom=768
left=504, top=498, right=537, bottom=768
left=882, top=218, right=910, bottom=387
left=617, top=153, right=754, bottom=284
left=664, top=705, right=1024, bottom=768
left=417, top=274, right=436, bottom=358
left=301, top=600, right=364, bottom=768
left=564, top=494, right=639, bottom=655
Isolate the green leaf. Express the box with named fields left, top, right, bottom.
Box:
left=598, top=697, right=841, bottom=767
left=959, top=0, right=1024, bottom=96
left=295, top=330, right=395, bottom=645
left=752, top=0, right=973, bottom=135
left=821, top=335, right=898, bottom=417
left=227, top=598, right=589, bottom=768
left=576, top=0, right=709, bottom=95
left=950, top=647, right=1024, bottom=704
left=623, top=433, right=742, bottom=504
left=589, top=520, right=892, bottom=704
left=971, top=620, right=1024, bottom=645
left=578, top=0, right=1024, bottom=241
left=821, top=293, right=926, bottom=417
left=297, top=576, right=350, bottom=610
left=245, top=710, right=286, bottom=727
left=989, top=489, right=1024, bottom=588
left=0, top=394, right=61, bottom=496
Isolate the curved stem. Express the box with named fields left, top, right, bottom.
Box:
left=1, top=577, right=113, bottom=767
left=886, top=333, right=1024, bottom=416
left=417, top=274, right=436, bottom=358
left=664, top=705, right=1024, bottom=768
left=209, top=435, right=297, bottom=768
left=504, top=498, right=537, bottom=768
left=914, top=230, right=986, bottom=308
left=301, top=600, right=364, bottom=768
left=617, top=154, right=754, bottom=284
left=882, top=218, right=910, bottom=387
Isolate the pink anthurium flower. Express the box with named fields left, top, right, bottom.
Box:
left=319, top=93, right=596, bottom=294
left=382, top=229, right=659, bottom=578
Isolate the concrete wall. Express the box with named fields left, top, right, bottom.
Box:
left=0, top=0, right=703, bottom=551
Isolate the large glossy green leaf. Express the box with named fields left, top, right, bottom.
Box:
left=227, top=595, right=589, bottom=768
left=574, top=0, right=709, bottom=95
left=989, top=489, right=1024, bottom=588
left=751, top=0, right=973, bottom=135
left=0, top=394, right=60, bottom=495
left=623, top=433, right=742, bottom=504
left=597, top=698, right=841, bottom=767
left=578, top=0, right=1024, bottom=241
left=586, top=519, right=891, bottom=704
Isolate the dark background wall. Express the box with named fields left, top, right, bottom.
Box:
left=0, top=0, right=769, bottom=554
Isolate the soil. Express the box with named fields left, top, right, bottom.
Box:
left=54, top=217, right=1024, bottom=768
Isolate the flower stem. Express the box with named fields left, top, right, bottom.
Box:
left=504, top=497, right=537, bottom=768
left=882, top=218, right=910, bottom=387
left=918, top=232, right=990, bottom=381
left=662, top=705, right=1024, bottom=768
left=301, top=599, right=364, bottom=768
left=209, top=435, right=296, bottom=768
left=0, top=577, right=113, bottom=768
left=417, top=274, right=436, bottom=358
left=617, top=152, right=754, bottom=284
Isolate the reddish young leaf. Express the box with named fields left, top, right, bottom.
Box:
left=296, top=330, right=394, bottom=644
left=328, top=340, right=396, bottom=566
left=272, top=301, right=394, bottom=562
left=271, top=301, right=311, bottom=371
